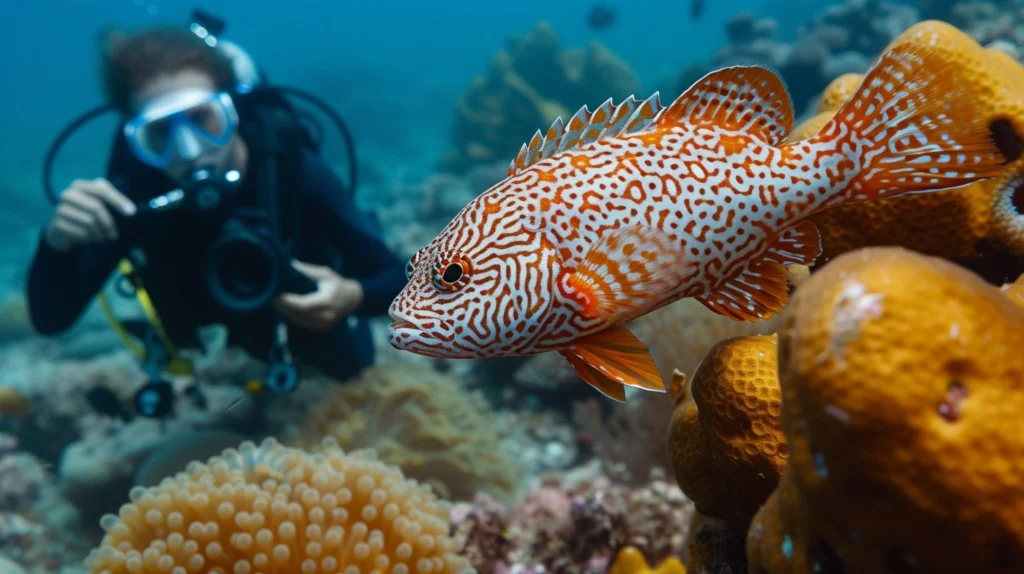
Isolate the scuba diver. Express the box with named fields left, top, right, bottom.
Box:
left=26, top=11, right=407, bottom=418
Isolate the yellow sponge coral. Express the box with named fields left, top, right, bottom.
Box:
left=668, top=335, right=786, bottom=531
left=609, top=546, right=686, bottom=574
left=85, top=437, right=474, bottom=574
left=748, top=247, right=1024, bottom=573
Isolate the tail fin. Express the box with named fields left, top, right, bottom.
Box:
left=812, top=41, right=1019, bottom=204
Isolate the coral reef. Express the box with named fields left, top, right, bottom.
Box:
left=292, top=364, right=521, bottom=502
left=85, top=437, right=473, bottom=574
left=705, top=1, right=916, bottom=113
left=749, top=247, right=1024, bottom=573
left=497, top=409, right=579, bottom=477
left=669, top=335, right=786, bottom=531
left=451, top=465, right=695, bottom=574
left=573, top=390, right=675, bottom=486
left=60, top=383, right=258, bottom=522
left=0, top=433, right=91, bottom=573
left=787, top=20, right=1024, bottom=284
left=609, top=546, right=686, bottom=574
left=439, top=22, right=639, bottom=174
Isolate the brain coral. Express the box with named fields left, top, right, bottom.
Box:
left=293, top=365, right=520, bottom=502
left=668, top=335, right=786, bottom=531
left=748, top=247, right=1024, bottom=573
left=85, top=437, right=474, bottom=574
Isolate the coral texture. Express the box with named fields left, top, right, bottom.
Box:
left=450, top=466, right=695, bottom=574
left=748, top=247, right=1024, bottom=573
left=439, top=22, right=639, bottom=174
left=85, top=437, right=473, bottom=574
left=293, top=364, right=520, bottom=502
left=669, top=335, right=786, bottom=531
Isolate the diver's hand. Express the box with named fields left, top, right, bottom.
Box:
left=44, top=178, right=136, bottom=251
left=273, top=261, right=364, bottom=332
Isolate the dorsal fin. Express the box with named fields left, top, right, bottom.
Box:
left=596, top=95, right=639, bottom=140
left=624, top=93, right=663, bottom=134
left=657, top=66, right=794, bottom=145
left=508, top=93, right=667, bottom=176
left=555, top=105, right=593, bottom=154
left=580, top=98, right=616, bottom=144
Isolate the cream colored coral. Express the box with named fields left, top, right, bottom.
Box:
left=85, top=437, right=474, bottom=574
left=294, top=365, right=519, bottom=502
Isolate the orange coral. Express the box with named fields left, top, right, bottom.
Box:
left=85, top=437, right=473, bottom=574
left=748, top=247, right=1024, bottom=573
left=609, top=546, right=686, bottom=574
left=789, top=21, right=1024, bottom=272
left=1001, top=272, right=1024, bottom=308
left=668, top=335, right=786, bottom=531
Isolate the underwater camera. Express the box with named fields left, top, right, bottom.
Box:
left=205, top=213, right=318, bottom=314
left=122, top=167, right=319, bottom=314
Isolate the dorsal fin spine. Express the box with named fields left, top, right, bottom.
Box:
left=508, top=92, right=668, bottom=175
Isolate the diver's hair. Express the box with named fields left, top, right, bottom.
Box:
left=99, top=26, right=236, bottom=114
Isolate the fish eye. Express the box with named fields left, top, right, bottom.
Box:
left=405, top=260, right=415, bottom=280
left=432, top=256, right=471, bottom=292
left=442, top=263, right=464, bottom=283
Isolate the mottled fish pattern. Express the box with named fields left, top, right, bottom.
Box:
left=389, top=42, right=1011, bottom=401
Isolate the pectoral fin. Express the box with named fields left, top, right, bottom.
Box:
left=561, top=224, right=693, bottom=326
left=559, top=325, right=665, bottom=401
left=698, top=221, right=822, bottom=322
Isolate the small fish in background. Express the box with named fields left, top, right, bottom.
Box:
left=85, top=386, right=134, bottom=422
left=586, top=3, right=617, bottom=32
left=691, top=0, right=705, bottom=20
left=389, top=43, right=1018, bottom=402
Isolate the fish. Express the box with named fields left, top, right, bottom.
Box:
left=586, top=3, right=617, bottom=32
left=691, top=0, right=705, bottom=20
left=388, top=42, right=1015, bottom=402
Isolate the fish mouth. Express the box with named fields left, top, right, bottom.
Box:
left=388, top=309, right=423, bottom=334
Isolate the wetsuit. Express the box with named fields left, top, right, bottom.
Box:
left=26, top=96, right=406, bottom=381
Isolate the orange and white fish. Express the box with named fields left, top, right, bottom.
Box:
left=388, top=42, right=1015, bottom=401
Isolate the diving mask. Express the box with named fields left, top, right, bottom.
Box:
left=124, top=88, right=239, bottom=169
